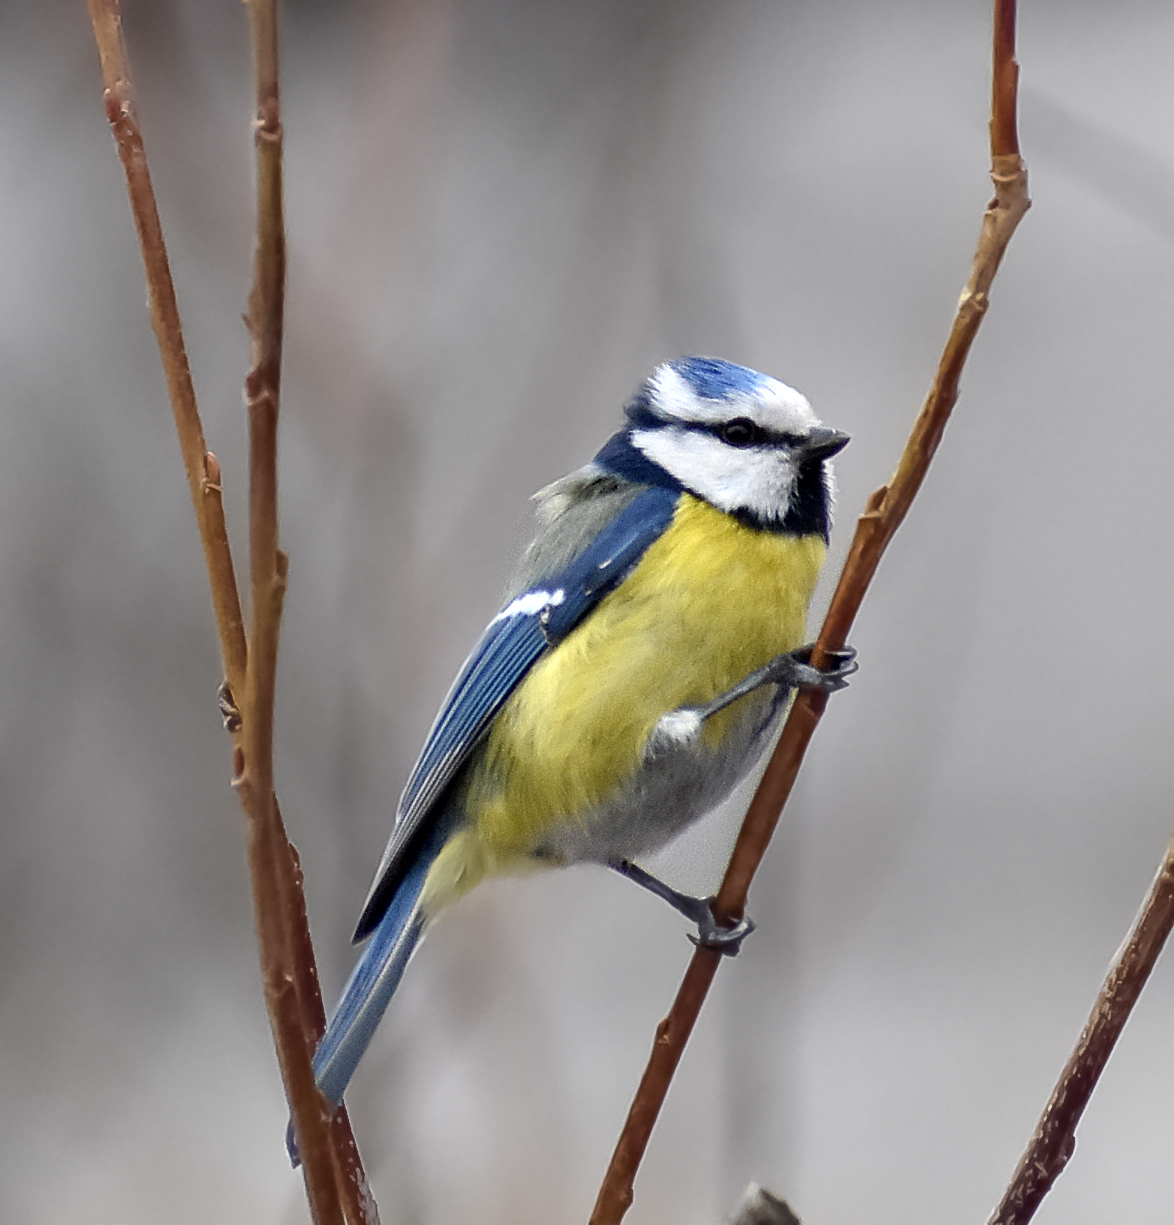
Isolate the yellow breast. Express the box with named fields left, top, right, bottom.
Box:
left=463, top=493, right=827, bottom=858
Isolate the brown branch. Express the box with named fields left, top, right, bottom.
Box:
left=234, top=4, right=349, bottom=1224
left=86, top=3, right=375, bottom=1222
left=987, top=833, right=1174, bottom=1224
left=589, top=4, right=1030, bottom=1222
left=284, top=835, right=383, bottom=1225
left=991, top=0, right=1021, bottom=159
left=86, top=0, right=247, bottom=696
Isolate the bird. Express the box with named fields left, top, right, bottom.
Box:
left=308, top=356, right=854, bottom=1118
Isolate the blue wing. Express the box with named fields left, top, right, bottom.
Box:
left=353, top=483, right=680, bottom=938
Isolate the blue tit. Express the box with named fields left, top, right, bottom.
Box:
left=310, top=356, right=853, bottom=1113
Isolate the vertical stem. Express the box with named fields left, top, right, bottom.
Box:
left=238, top=4, right=344, bottom=1222
left=86, top=0, right=247, bottom=696
left=87, top=2, right=376, bottom=1220
left=285, top=833, right=382, bottom=1225
left=991, top=0, right=1020, bottom=158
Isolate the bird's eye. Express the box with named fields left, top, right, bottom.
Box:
left=720, top=417, right=761, bottom=447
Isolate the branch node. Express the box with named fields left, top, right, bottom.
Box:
left=219, top=680, right=243, bottom=734
left=960, top=289, right=990, bottom=316
left=254, top=106, right=283, bottom=141
left=203, top=451, right=223, bottom=494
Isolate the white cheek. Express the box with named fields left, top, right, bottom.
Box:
left=632, top=428, right=796, bottom=521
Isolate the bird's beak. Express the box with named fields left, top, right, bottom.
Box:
left=799, top=427, right=849, bottom=461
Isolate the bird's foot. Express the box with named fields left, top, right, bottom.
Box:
left=611, top=860, right=755, bottom=957
left=689, top=903, right=756, bottom=956
left=775, top=644, right=858, bottom=693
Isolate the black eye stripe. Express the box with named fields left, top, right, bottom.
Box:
left=701, top=419, right=805, bottom=449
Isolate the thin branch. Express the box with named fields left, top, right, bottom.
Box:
left=285, top=836, right=383, bottom=1225
left=589, top=4, right=1030, bottom=1221
left=234, top=4, right=346, bottom=1223
left=991, top=0, right=1021, bottom=159
left=86, top=3, right=374, bottom=1221
left=86, top=0, right=247, bottom=696
left=987, top=833, right=1174, bottom=1224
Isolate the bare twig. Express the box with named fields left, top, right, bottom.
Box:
left=234, top=4, right=346, bottom=1223
left=86, top=3, right=376, bottom=1221
left=86, top=0, right=247, bottom=696
left=589, top=4, right=1030, bottom=1222
left=987, top=834, right=1174, bottom=1224
left=285, top=837, right=383, bottom=1225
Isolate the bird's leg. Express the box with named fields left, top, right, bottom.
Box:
left=629, top=645, right=855, bottom=948
left=651, top=644, right=857, bottom=748
left=610, top=859, right=754, bottom=955
left=702, top=643, right=858, bottom=715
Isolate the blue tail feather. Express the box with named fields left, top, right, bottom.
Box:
left=312, top=901, right=426, bottom=1108
left=288, top=818, right=452, bottom=1165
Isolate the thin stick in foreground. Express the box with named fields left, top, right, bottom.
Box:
left=589, top=2, right=1029, bottom=1221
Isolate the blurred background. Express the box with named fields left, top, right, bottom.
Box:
left=2, top=1, right=1173, bottom=1222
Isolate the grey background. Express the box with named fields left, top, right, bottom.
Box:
left=2, top=1, right=1172, bottom=1222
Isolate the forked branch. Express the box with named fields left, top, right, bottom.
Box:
left=589, top=3, right=1030, bottom=1222
left=85, top=2, right=376, bottom=1222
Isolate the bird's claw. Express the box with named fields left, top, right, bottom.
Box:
left=785, top=644, right=858, bottom=693
left=688, top=901, right=756, bottom=956
left=610, top=860, right=754, bottom=955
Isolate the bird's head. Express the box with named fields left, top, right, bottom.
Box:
left=596, top=357, right=848, bottom=539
